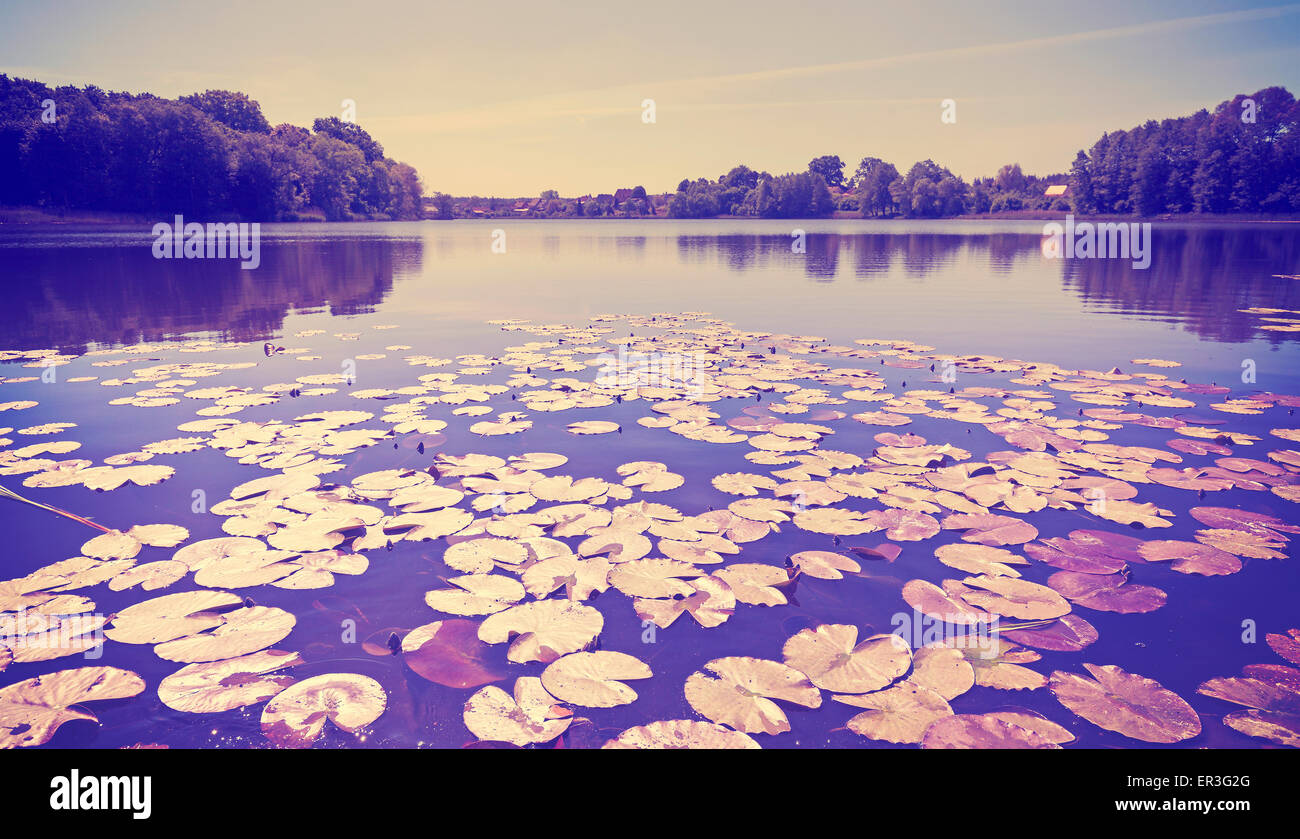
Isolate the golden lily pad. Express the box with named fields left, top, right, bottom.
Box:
left=540, top=651, right=652, bottom=707
left=261, top=673, right=386, bottom=748
left=782, top=624, right=911, bottom=693
left=0, top=666, right=146, bottom=748
left=684, top=656, right=822, bottom=735
left=836, top=681, right=953, bottom=744
left=921, top=713, right=1062, bottom=749
left=478, top=600, right=603, bottom=664
left=602, top=719, right=760, bottom=749
left=463, top=676, right=572, bottom=745
left=158, top=649, right=302, bottom=713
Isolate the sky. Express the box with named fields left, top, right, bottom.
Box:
left=2, top=0, right=1299, bottom=196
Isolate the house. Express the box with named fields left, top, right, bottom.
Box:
left=1045, top=185, right=1068, bottom=197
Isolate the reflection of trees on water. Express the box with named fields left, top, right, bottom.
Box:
left=1062, top=226, right=1300, bottom=345
left=4, top=238, right=423, bottom=352
left=675, top=227, right=1300, bottom=343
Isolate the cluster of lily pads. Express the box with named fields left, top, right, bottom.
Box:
left=1, top=310, right=1299, bottom=748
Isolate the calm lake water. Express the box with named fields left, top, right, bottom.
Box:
left=3, top=219, right=1300, bottom=748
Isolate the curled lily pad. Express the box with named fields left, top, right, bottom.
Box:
left=0, top=666, right=145, bottom=748
left=261, top=673, right=386, bottom=748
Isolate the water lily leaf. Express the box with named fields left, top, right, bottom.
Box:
left=1049, top=663, right=1200, bottom=743
left=958, top=575, right=1071, bottom=620
left=789, top=550, right=860, bottom=579
left=908, top=644, right=975, bottom=700
left=158, top=649, right=303, bottom=713
left=711, top=473, right=779, bottom=496
left=1194, top=528, right=1286, bottom=559
left=567, top=421, right=620, bottom=435
left=154, top=605, right=296, bottom=663
left=0, top=666, right=146, bottom=748
left=540, top=651, right=652, bottom=707
left=1266, top=630, right=1300, bottom=665
left=81, top=530, right=141, bottom=560
left=1047, top=571, right=1166, bottom=614
left=1137, top=540, right=1241, bottom=576
left=921, top=713, right=1062, bottom=749
left=793, top=507, right=877, bottom=535
left=1001, top=613, right=1099, bottom=652
left=783, top=625, right=911, bottom=693
left=463, top=677, right=571, bottom=745
left=105, top=590, right=242, bottom=644
left=634, top=576, right=735, bottom=628
left=478, top=600, right=603, bottom=663
left=402, top=619, right=505, bottom=689
left=261, top=673, right=386, bottom=748
left=901, top=580, right=990, bottom=627
left=424, top=574, right=525, bottom=616
left=609, top=559, right=703, bottom=599
left=684, top=656, right=822, bottom=735
left=602, top=719, right=760, bottom=749
left=941, top=513, right=1038, bottom=546
left=1222, top=710, right=1300, bottom=747
left=126, top=524, right=190, bottom=548
left=837, top=681, right=953, bottom=744
left=712, top=563, right=789, bottom=606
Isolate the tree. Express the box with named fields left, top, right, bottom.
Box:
left=179, top=90, right=271, bottom=133
left=808, top=155, right=844, bottom=188
left=994, top=163, right=1027, bottom=193
left=312, top=116, right=384, bottom=163
left=854, top=157, right=899, bottom=217
left=1068, top=150, right=1095, bottom=213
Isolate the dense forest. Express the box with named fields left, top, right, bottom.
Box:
left=0, top=76, right=423, bottom=220
left=665, top=86, right=1300, bottom=219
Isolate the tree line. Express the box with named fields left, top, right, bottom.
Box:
left=0, top=76, right=424, bottom=220
left=667, top=86, right=1298, bottom=219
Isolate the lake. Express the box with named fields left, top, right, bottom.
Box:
left=2, top=219, right=1299, bottom=749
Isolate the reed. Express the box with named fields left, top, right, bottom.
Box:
left=0, top=484, right=112, bottom=533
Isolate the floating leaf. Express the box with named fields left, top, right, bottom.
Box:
left=540, top=651, right=652, bottom=707
left=1049, top=663, right=1200, bottom=743
left=782, top=625, right=911, bottom=693
left=158, top=649, right=302, bottom=713
left=478, top=600, right=603, bottom=664
left=261, top=673, right=386, bottom=748
left=684, top=656, right=821, bottom=735
left=0, top=666, right=145, bottom=748
left=602, top=719, right=760, bottom=749
left=463, top=677, right=571, bottom=746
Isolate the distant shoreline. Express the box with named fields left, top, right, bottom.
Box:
left=2, top=204, right=1298, bottom=226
